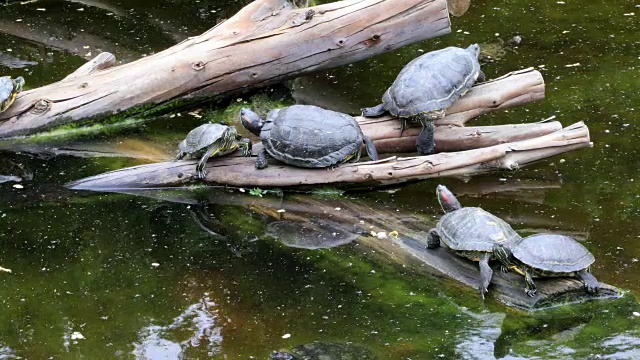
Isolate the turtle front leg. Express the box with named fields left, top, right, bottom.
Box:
left=478, top=252, right=493, bottom=299
left=426, top=229, right=441, bottom=249
left=196, top=146, right=220, bottom=179
left=238, top=138, right=253, bottom=157
left=175, top=150, right=187, bottom=161
left=524, top=269, right=537, bottom=297
left=576, top=269, right=600, bottom=294
left=256, top=148, right=269, bottom=169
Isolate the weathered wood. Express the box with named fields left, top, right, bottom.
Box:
left=101, top=187, right=621, bottom=311
left=66, top=121, right=592, bottom=190
left=0, top=0, right=451, bottom=138
left=63, top=52, right=117, bottom=80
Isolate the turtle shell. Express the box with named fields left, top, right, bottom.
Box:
left=261, top=105, right=363, bottom=168
left=0, top=77, right=15, bottom=103
left=513, top=234, right=595, bottom=273
left=382, top=44, right=481, bottom=118
left=436, top=207, right=520, bottom=252
left=178, top=123, right=229, bottom=154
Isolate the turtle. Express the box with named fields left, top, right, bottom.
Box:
left=175, top=123, right=252, bottom=179
left=361, top=44, right=484, bottom=156
left=493, top=233, right=599, bottom=297
left=0, top=76, right=25, bottom=113
left=239, top=104, right=378, bottom=169
left=426, top=184, right=522, bottom=298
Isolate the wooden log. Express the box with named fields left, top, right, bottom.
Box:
left=0, top=0, right=451, bottom=138
left=66, top=122, right=592, bottom=190
left=100, top=188, right=621, bottom=311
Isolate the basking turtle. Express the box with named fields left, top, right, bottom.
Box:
left=361, top=44, right=483, bottom=156
left=175, top=123, right=251, bottom=179
left=239, top=105, right=378, bottom=169
left=0, top=76, right=25, bottom=113
left=493, top=233, right=599, bottom=297
left=427, top=184, right=521, bottom=298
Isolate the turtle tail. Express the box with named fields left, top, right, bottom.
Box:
left=362, top=135, right=379, bottom=161
left=361, top=103, right=387, bottom=117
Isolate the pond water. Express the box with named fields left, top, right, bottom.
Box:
left=1, top=0, right=640, bottom=358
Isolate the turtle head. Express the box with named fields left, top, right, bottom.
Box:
left=467, top=43, right=480, bottom=59
left=239, top=108, right=264, bottom=137
left=492, top=243, right=514, bottom=268
left=13, top=76, right=25, bottom=92
left=436, top=184, right=462, bottom=213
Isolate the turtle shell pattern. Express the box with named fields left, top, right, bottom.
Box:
left=512, top=234, right=595, bottom=275
left=178, top=123, right=230, bottom=154
left=382, top=45, right=481, bottom=118
left=436, top=207, right=520, bottom=253
left=261, top=105, right=364, bottom=168
left=0, top=77, right=18, bottom=105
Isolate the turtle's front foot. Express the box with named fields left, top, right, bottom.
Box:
left=196, top=169, right=208, bottom=179
left=525, top=288, right=537, bottom=297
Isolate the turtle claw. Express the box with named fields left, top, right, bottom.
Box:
left=196, top=169, right=207, bottom=179
left=500, top=265, right=510, bottom=274
left=525, top=289, right=537, bottom=297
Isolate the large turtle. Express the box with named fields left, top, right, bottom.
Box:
left=493, top=233, right=599, bottom=297
left=0, top=76, right=25, bottom=113
left=361, top=44, right=483, bottom=156
left=175, top=123, right=251, bottom=179
left=427, top=184, right=521, bottom=298
left=239, top=105, right=378, bottom=169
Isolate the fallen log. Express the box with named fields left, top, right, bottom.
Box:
left=92, top=187, right=621, bottom=311
left=66, top=121, right=592, bottom=190
left=0, top=0, right=451, bottom=138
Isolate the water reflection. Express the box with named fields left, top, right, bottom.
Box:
left=132, top=296, right=222, bottom=359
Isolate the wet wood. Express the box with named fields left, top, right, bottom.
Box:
left=0, top=0, right=452, bottom=138
left=104, top=187, right=621, bottom=311
left=67, top=121, right=592, bottom=190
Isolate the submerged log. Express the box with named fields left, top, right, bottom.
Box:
left=67, top=121, right=591, bottom=190
left=0, top=0, right=451, bottom=138
left=96, top=187, right=622, bottom=311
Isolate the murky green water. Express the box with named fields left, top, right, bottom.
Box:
left=1, top=0, right=640, bottom=358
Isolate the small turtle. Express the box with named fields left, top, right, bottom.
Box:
left=175, top=123, right=251, bottom=179
left=493, top=233, right=599, bottom=297
left=479, top=35, right=522, bottom=64
left=361, top=45, right=483, bottom=156
left=239, top=105, right=378, bottom=169
left=427, top=184, right=521, bottom=298
left=0, top=76, right=25, bottom=113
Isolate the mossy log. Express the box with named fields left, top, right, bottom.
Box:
left=0, top=0, right=452, bottom=138
left=96, top=187, right=622, bottom=311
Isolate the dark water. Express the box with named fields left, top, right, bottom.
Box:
left=1, top=0, right=640, bottom=358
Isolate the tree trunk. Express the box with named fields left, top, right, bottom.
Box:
left=0, top=0, right=451, bottom=138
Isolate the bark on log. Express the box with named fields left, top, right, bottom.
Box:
left=97, top=187, right=621, bottom=311
left=0, top=0, right=451, bottom=138
left=66, top=121, right=592, bottom=190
